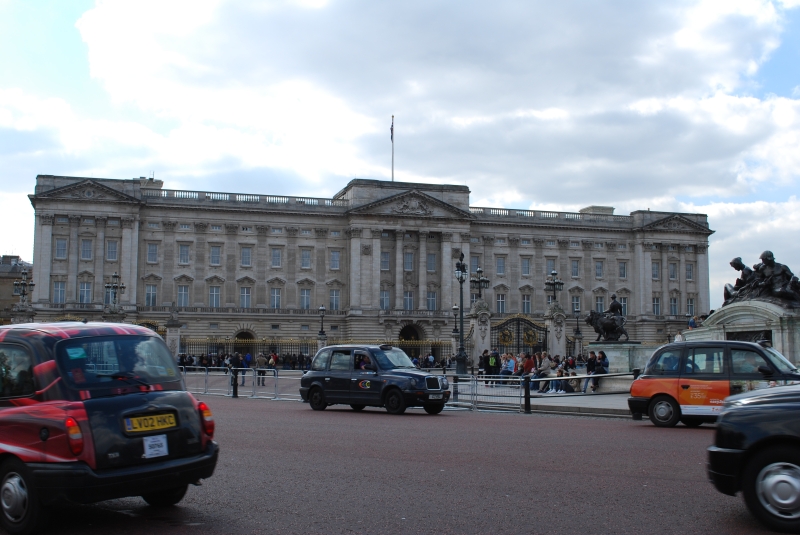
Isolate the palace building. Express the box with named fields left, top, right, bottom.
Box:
left=28, top=175, right=713, bottom=357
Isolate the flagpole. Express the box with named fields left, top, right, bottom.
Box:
left=391, top=115, right=394, bottom=182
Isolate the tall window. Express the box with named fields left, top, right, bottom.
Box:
left=403, top=252, right=414, bottom=271
left=79, top=282, right=92, bottom=303
left=521, top=258, right=531, bottom=276
left=270, top=288, right=281, bottom=308
left=619, top=261, right=627, bottom=279
left=496, top=257, right=506, bottom=275
left=145, top=284, right=157, bottom=306
left=241, top=247, right=252, bottom=267
left=55, top=239, right=68, bottom=259
left=330, top=251, right=340, bottom=270
left=687, top=298, right=695, bottom=316
left=271, top=248, right=281, bottom=268
left=471, top=255, right=479, bottom=273
left=546, top=258, right=555, bottom=274
left=686, top=263, right=694, bottom=281
left=179, top=244, right=190, bottom=264
left=330, top=289, right=341, bottom=310
left=380, top=251, right=390, bottom=270
left=571, top=260, right=579, bottom=277
left=240, top=287, right=251, bottom=308
left=177, top=285, right=189, bottom=307
left=471, top=293, right=478, bottom=306
left=670, top=297, right=678, bottom=315
left=210, top=246, right=221, bottom=265
left=522, top=294, right=531, bottom=314
left=652, top=262, right=660, bottom=280
left=427, top=253, right=436, bottom=272
left=301, top=250, right=311, bottom=269
left=547, top=295, right=555, bottom=306
left=496, top=294, right=506, bottom=313
left=209, top=286, right=220, bottom=308
left=106, top=241, right=118, bottom=261
left=104, top=287, right=112, bottom=305
left=427, top=291, right=437, bottom=311
left=652, top=297, right=661, bottom=315
left=81, top=239, right=93, bottom=260
left=147, top=243, right=158, bottom=263
left=53, top=281, right=65, bottom=304
left=669, top=263, right=677, bottom=280
left=403, top=291, right=413, bottom=310
left=595, top=296, right=605, bottom=312
left=620, top=297, right=628, bottom=316
left=380, top=290, right=390, bottom=310
left=595, top=261, right=603, bottom=278
left=300, top=289, right=311, bottom=309
left=572, top=295, right=581, bottom=313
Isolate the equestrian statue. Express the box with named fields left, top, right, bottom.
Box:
left=585, top=294, right=630, bottom=342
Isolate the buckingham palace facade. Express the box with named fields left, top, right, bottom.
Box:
left=28, top=175, right=713, bottom=347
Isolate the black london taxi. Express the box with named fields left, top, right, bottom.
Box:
left=0, top=322, right=218, bottom=535
left=629, top=340, right=800, bottom=427
left=299, top=344, right=450, bottom=414
left=708, top=383, right=800, bottom=532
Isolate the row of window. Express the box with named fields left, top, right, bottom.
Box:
left=652, top=261, right=694, bottom=281
left=55, top=239, right=119, bottom=261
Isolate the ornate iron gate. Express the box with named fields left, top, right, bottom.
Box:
left=490, top=315, right=547, bottom=355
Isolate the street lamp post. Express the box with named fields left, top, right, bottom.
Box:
left=454, top=253, right=469, bottom=375
left=544, top=270, right=564, bottom=307
left=318, top=305, right=326, bottom=336
left=573, top=308, right=582, bottom=336
left=451, top=304, right=459, bottom=335
left=104, top=271, right=126, bottom=313
left=469, top=266, right=490, bottom=299
left=13, top=269, right=34, bottom=307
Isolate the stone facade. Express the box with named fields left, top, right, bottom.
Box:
left=28, top=175, right=713, bottom=351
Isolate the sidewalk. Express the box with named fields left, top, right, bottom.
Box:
left=522, top=393, right=632, bottom=418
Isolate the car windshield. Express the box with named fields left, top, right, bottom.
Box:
left=56, top=335, right=182, bottom=388
left=765, top=347, right=798, bottom=374
left=370, top=348, right=415, bottom=369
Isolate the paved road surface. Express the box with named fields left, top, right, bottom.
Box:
left=33, top=397, right=770, bottom=535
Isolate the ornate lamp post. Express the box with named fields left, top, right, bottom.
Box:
left=469, top=266, right=490, bottom=299
left=454, top=253, right=469, bottom=374
left=104, top=271, right=126, bottom=314
left=451, top=304, right=459, bottom=335
left=13, top=269, right=34, bottom=307
left=318, top=305, right=326, bottom=336
left=573, top=308, right=582, bottom=336
left=544, top=270, right=564, bottom=308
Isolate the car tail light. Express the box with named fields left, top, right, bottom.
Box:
left=65, top=417, right=84, bottom=455
left=198, top=402, right=215, bottom=438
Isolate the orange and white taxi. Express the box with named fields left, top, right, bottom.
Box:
left=628, top=340, right=800, bottom=427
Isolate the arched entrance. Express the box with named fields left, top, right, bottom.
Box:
left=398, top=325, right=422, bottom=360
left=234, top=331, right=256, bottom=356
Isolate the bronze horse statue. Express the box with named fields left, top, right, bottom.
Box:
left=585, top=310, right=629, bottom=342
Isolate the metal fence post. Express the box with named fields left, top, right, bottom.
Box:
left=204, top=368, right=209, bottom=394
left=453, top=375, right=458, bottom=403
left=524, top=375, right=531, bottom=414
left=274, top=368, right=279, bottom=400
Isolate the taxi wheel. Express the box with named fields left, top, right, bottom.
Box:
left=384, top=389, right=407, bottom=415
left=424, top=404, right=444, bottom=415
left=681, top=418, right=704, bottom=428
left=742, top=446, right=800, bottom=532
left=308, top=387, right=327, bottom=411
left=0, top=458, right=45, bottom=535
left=350, top=404, right=365, bottom=411
left=648, top=395, right=680, bottom=427
left=142, top=484, right=188, bottom=507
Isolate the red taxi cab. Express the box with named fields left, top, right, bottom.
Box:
left=628, top=340, right=800, bottom=427
left=0, top=322, right=218, bottom=535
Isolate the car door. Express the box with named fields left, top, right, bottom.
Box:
left=324, top=349, right=353, bottom=403
left=677, top=346, right=728, bottom=417
left=350, top=350, right=381, bottom=405
left=730, top=346, right=780, bottom=395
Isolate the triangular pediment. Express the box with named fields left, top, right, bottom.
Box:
left=141, top=273, right=162, bottom=281
left=174, top=274, right=194, bottom=282
left=347, top=190, right=473, bottom=220
left=267, top=277, right=286, bottom=285
left=296, top=278, right=315, bottom=286
left=236, top=276, right=256, bottom=284
left=642, top=214, right=713, bottom=235
left=326, top=278, right=346, bottom=287
left=568, top=284, right=585, bottom=294
left=615, top=286, right=632, bottom=296
left=519, top=284, right=535, bottom=292
left=31, top=179, right=141, bottom=206
left=205, top=275, right=225, bottom=283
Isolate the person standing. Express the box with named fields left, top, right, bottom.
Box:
left=241, top=352, right=252, bottom=386
left=592, top=351, right=609, bottom=392
left=583, top=351, right=597, bottom=393
left=256, top=352, right=268, bottom=386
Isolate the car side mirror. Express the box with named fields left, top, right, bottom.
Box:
left=757, top=365, right=773, bottom=376
left=364, top=364, right=376, bottom=371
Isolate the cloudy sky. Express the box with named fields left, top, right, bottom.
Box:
left=1, top=0, right=799, bottom=309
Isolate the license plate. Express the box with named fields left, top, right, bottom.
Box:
left=124, top=414, right=177, bottom=433
left=429, top=394, right=443, bottom=400
left=143, top=434, right=168, bottom=459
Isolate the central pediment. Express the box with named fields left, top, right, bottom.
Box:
left=347, top=190, right=473, bottom=220
left=31, top=179, right=141, bottom=206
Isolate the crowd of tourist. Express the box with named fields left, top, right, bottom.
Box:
left=177, top=352, right=312, bottom=372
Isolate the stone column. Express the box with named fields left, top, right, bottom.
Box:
left=441, top=233, right=453, bottom=312
left=94, top=217, right=107, bottom=305
left=66, top=215, right=81, bottom=303
left=458, top=233, right=470, bottom=309
left=165, top=312, right=182, bottom=358
left=121, top=217, right=138, bottom=306
left=371, top=228, right=382, bottom=310
left=418, top=230, right=428, bottom=310
left=348, top=227, right=362, bottom=311
left=394, top=230, right=403, bottom=310
left=679, top=248, right=687, bottom=316
left=286, top=227, right=298, bottom=308
left=34, top=214, right=54, bottom=303
left=545, top=305, right=567, bottom=357
left=697, top=244, right=710, bottom=314
left=317, top=333, right=328, bottom=351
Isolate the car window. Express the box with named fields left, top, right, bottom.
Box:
left=354, top=352, right=372, bottom=370
left=55, top=335, right=181, bottom=388
left=684, top=347, right=725, bottom=375
left=645, top=349, right=681, bottom=375
left=311, top=350, right=331, bottom=371
left=329, top=351, right=352, bottom=371
left=764, top=347, right=798, bottom=374
left=0, top=344, right=35, bottom=398
left=731, top=349, right=771, bottom=375
left=370, top=347, right=415, bottom=369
